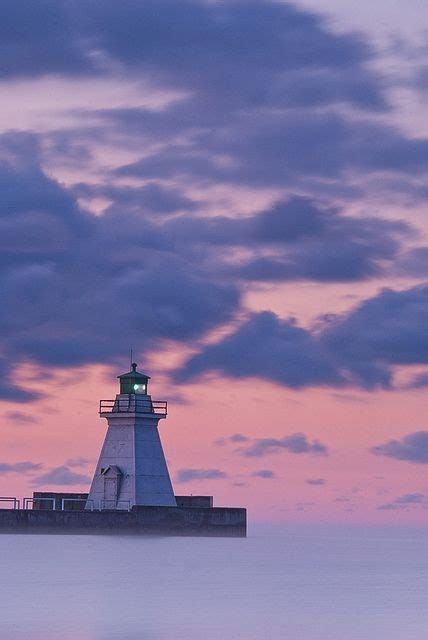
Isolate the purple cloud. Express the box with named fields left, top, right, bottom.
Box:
left=175, top=468, right=227, bottom=483
left=34, top=466, right=91, bottom=486
left=242, top=433, right=328, bottom=458
left=307, top=478, right=325, bottom=486
left=252, top=470, right=276, bottom=479
left=4, top=411, right=38, bottom=425
left=177, top=285, right=428, bottom=391
left=372, top=432, right=428, bottom=464
left=0, top=461, right=42, bottom=474
left=378, top=493, right=425, bottom=510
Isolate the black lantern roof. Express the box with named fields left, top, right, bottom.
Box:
left=118, top=363, right=150, bottom=382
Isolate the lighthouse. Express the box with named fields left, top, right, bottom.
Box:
left=86, top=363, right=176, bottom=510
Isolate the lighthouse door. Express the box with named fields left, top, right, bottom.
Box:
left=104, top=478, right=117, bottom=507
left=102, top=466, right=122, bottom=508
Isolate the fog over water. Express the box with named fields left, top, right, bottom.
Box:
left=1, top=526, right=427, bottom=640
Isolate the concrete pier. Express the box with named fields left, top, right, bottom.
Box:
left=0, top=505, right=246, bottom=537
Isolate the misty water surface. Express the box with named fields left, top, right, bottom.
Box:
left=0, top=525, right=427, bottom=640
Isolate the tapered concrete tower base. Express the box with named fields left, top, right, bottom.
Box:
left=87, top=367, right=176, bottom=510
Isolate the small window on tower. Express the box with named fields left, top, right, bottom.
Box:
left=133, top=383, right=146, bottom=394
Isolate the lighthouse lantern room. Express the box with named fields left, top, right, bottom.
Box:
left=118, top=362, right=150, bottom=395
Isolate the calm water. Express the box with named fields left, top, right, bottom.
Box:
left=0, top=525, right=427, bottom=640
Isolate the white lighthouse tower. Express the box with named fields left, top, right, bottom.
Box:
left=86, top=363, right=176, bottom=510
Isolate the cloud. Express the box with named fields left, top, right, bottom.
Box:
left=177, top=285, right=428, bottom=390
left=4, top=411, right=38, bottom=425
left=252, top=469, right=276, bottom=479
left=378, top=493, right=425, bottom=510
left=412, top=66, right=428, bottom=95
left=322, top=285, right=428, bottom=368
left=407, top=371, right=428, bottom=389
left=307, top=478, right=325, bottom=486
left=0, top=0, right=386, bottom=118
left=0, top=135, right=418, bottom=398
left=2, top=1, right=427, bottom=204
left=0, top=138, right=240, bottom=387
left=39, top=0, right=428, bottom=206
left=0, top=358, right=42, bottom=402
left=178, top=312, right=344, bottom=388
left=175, top=468, right=227, bottom=483
left=215, top=433, right=250, bottom=446
left=215, top=433, right=328, bottom=460
left=230, top=434, right=249, bottom=443
left=0, top=0, right=93, bottom=79
left=112, top=106, right=428, bottom=195
left=241, top=433, right=328, bottom=458
left=0, top=1, right=426, bottom=403
left=74, top=182, right=198, bottom=215
left=34, top=465, right=91, bottom=485
left=65, top=457, right=91, bottom=468
left=0, top=157, right=79, bottom=219
left=154, top=196, right=410, bottom=284
left=371, top=431, right=428, bottom=464
left=79, top=0, right=384, bottom=110
left=0, top=461, right=42, bottom=474
left=397, top=247, right=428, bottom=278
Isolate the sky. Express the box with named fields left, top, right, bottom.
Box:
left=1, top=0, right=428, bottom=525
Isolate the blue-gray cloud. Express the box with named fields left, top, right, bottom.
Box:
left=2, top=0, right=427, bottom=202
left=0, top=0, right=385, bottom=114
left=4, top=411, right=38, bottom=425
left=0, top=358, right=41, bottom=403
left=241, top=433, right=328, bottom=458
left=378, top=493, right=425, bottom=510
left=407, top=371, right=428, bottom=389
left=80, top=0, right=385, bottom=110
left=0, top=0, right=92, bottom=78
left=230, top=434, right=249, bottom=443
left=34, top=465, right=91, bottom=485
left=214, top=434, right=250, bottom=447
left=175, top=468, right=227, bottom=483
left=252, top=469, right=276, bottom=479
left=307, top=478, right=325, bottom=486
left=116, top=110, right=428, bottom=188
left=153, top=196, right=410, bottom=283
left=0, top=1, right=426, bottom=402
left=0, top=135, right=416, bottom=397
left=0, top=140, right=240, bottom=395
left=74, top=182, right=198, bottom=216
left=177, top=285, right=428, bottom=390
left=65, top=458, right=91, bottom=468
left=0, top=461, right=42, bottom=474
left=372, top=431, right=428, bottom=464
left=26, top=0, right=428, bottom=204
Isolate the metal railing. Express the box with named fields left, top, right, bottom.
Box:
left=100, top=398, right=167, bottom=415
left=23, top=497, right=56, bottom=510
left=0, top=497, right=133, bottom=512
left=61, top=498, right=94, bottom=511
left=0, top=497, right=20, bottom=509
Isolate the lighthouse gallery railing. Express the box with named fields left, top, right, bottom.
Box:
left=99, top=398, right=167, bottom=415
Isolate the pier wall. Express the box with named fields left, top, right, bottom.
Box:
left=0, top=505, right=246, bottom=537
